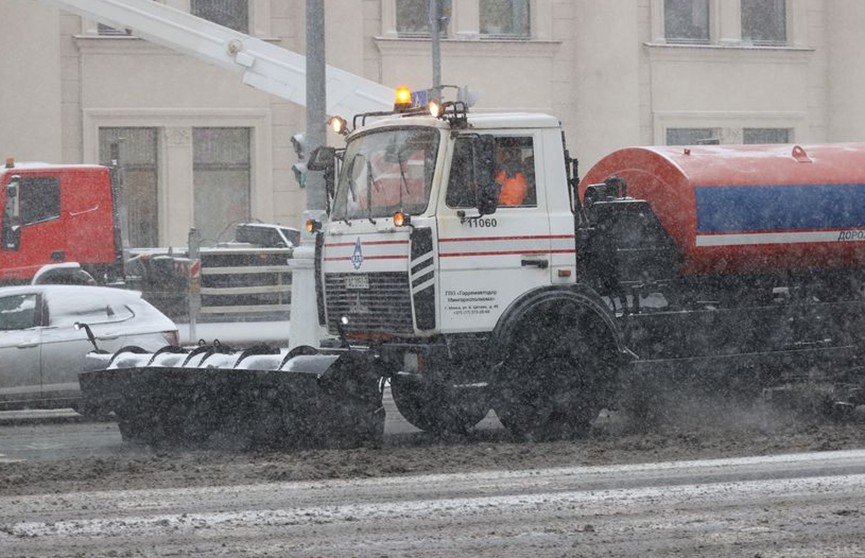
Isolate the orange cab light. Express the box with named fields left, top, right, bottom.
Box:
left=394, top=86, right=413, bottom=111
left=393, top=211, right=410, bottom=227
left=305, top=218, right=320, bottom=233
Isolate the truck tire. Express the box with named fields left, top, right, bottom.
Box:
left=390, top=374, right=490, bottom=435
left=493, top=293, right=620, bottom=441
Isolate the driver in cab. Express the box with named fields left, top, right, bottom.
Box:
left=496, top=146, right=528, bottom=206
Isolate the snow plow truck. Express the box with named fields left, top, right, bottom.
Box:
left=79, top=90, right=865, bottom=448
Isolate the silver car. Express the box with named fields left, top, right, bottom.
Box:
left=0, top=285, right=178, bottom=412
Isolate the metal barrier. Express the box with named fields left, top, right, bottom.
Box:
left=129, top=228, right=294, bottom=325
left=198, top=247, right=293, bottom=314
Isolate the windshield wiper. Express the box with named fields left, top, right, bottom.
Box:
left=396, top=150, right=410, bottom=213
left=340, top=165, right=357, bottom=226
left=365, top=160, right=377, bottom=224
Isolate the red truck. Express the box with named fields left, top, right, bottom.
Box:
left=1, top=158, right=124, bottom=285
left=2, top=158, right=298, bottom=321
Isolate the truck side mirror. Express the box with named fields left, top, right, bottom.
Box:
left=2, top=177, right=21, bottom=251
left=473, top=135, right=498, bottom=216
left=6, top=178, right=20, bottom=221
left=308, top=146, right=337, bottom=198
left=307, top=146, right=335, bottom=172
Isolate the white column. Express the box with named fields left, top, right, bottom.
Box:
left=649, top=0, right=665, bottom=43
left=287, top=209, right=327, bottom=350
left=381, top=0, right=399, bottom=37
left=454, top=0, right=479, bottom=40
left=717, top=0, right=741, bottom=46
left=163, top=127, right=193, bottom=246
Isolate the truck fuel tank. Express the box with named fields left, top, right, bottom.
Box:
left=580, top=143, right=865, bottom=276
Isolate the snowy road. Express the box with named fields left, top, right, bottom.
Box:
left=3, top=450, right=865, bottom=557
left=0, top=386, right=503, bottom=462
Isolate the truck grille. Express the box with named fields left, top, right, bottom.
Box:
left=325, top=272, right=414, bottom=335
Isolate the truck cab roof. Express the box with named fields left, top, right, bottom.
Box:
left=2, top=162, right=108, bottom=175
left=351, top=111, right=561, bottom=137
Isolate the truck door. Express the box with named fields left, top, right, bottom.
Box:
left=0, top=173, right=64, bottom=282
left=437, top=134, right=551, bottom=333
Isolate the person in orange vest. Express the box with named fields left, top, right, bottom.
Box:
left=496, top=146, right=528, bottom=206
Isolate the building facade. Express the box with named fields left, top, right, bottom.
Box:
left=1, top=0, right=864, bottom=247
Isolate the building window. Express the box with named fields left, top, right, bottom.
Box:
left=664, top=0, right=710, bottom=44
left=743, top=128, right=791, bottom=144
left=99, top=128, right=159, bottom=248
left=396, top=0, right=452, bottom=36
left=193, top=128, right=251, bottom=244
left=191, top=0, right=249, bottom=33
left=741, top=0, right=786, bottom=45
left=480, top=0, right=530, bottom=38
left=97, top=23, right=131, bottom=36
left=666, top=128, right=718, bottom=145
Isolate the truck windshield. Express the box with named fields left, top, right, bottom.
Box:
left=331, top=127, right=439, bottom=221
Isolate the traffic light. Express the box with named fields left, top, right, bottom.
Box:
left=291, top=133, right=307, bottom=160
left=291, top=133, right=307, bottom=188
left=292, top=161, right=308, bottom=188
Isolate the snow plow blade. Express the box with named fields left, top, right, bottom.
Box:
left=79, top=345, right=385, bottom=450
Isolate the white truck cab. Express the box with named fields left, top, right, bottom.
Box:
left=317, top=109, right=578, bottom=339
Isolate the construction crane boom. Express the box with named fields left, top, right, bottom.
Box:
left=41, top=0, right=393, bottom=115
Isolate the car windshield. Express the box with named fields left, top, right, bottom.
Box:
left=331, top=127, right=440, bottom=221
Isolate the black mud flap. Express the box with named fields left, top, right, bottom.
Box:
left=78, top=351, right=385, bottom=450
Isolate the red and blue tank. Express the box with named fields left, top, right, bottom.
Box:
left=580, top=143, right=865, bottom=276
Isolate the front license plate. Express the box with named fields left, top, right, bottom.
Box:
left=345, top=274, right=369, bottom=290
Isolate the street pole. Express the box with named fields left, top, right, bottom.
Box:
left=305, top=0, right=326, bottom=211
left=288, top=0, right=327, bottom=350
left=187, top=228, right=200, bottom=343
left=430, top=0, right=441, bottom=98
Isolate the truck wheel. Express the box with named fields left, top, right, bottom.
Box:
left=493, top=300, right=619, bottom=441
left=390, top=374, right=490, bottom=435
